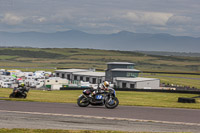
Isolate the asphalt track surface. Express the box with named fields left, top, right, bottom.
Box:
left=1, top=100, right=200, bottom=132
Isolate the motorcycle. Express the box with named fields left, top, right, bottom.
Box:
left=9, top=87, right=29, bottom=98
left=77, top=88, right=119, bottom=109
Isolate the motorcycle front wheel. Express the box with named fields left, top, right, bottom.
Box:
left=77, top=95, right=89, bottom=107
left=105, top=97, right=119, bottom=109
left=23, top=93, right=27, bottom=98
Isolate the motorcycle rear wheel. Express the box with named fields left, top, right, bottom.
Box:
left=9, top=93, right=14, bottom=98
left=77, top=95, right=89, bottom=107
left=105, top=97, right=119, bottom=109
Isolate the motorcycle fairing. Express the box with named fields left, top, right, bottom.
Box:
left=95, top=95, right=103, bottom=100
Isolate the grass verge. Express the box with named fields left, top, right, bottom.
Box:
left=0, top=88, right=199, bottom=109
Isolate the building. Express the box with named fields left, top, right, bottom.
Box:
left=114, top=77, right=160, bottom=89
left=54, top=62, right=160, bottom=89
left=55, top=69, right=105, bottom=84
left=105, top=62, right=160, bottom=89
left=55, top=69, right=91, bottom=80
left=73, top=71, right=105, bottom=84
left=44, top=77, right=68, bottom=90
left=106, top=62, right=140, bottom=82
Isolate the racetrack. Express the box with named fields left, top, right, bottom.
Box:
left=0, top=100, right=200, bottom=132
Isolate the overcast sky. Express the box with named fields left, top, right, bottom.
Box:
left=0, top=0, right=200, bottom=37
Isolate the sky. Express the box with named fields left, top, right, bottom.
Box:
left=0, top=0, right=200, bottom=37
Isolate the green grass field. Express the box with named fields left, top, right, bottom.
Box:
left=0, top=88, right=199, bottom=109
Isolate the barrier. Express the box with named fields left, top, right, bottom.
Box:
left=60, top=87, right=200, bottom=94
left=60, top=87, right=91, bottom=90
left=178, top=97, right=196, bottom=103
left=114, top=88, right=200, bottom=94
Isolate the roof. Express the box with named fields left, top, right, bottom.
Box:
left=111, top=68, right=140, bottom=72
left=115, top=77, right=159, bottom=82
left=107, top=62, right=135, bottom=65
left=73, top=71, right=105, bottom=77
left=55, top=69, right=91, bottom=73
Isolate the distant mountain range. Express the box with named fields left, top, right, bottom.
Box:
left=0, top=30, right=200, bottom=52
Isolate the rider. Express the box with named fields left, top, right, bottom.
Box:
left=13, top=82, right=25, bottom=93
left=91, top=81, right=110, bottom=97
left=100, top=81, right=110, bottom=91
left=17, top=82, right=27, bottom=91
left=18, top=82, right=25, bottom=88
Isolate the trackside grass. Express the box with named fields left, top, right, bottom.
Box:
left=0, top=129, right=188, bottom=133
left=0, top=88, right=199, bottom=109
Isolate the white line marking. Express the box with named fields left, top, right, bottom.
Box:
left=0, top=109, right=200, bottom=126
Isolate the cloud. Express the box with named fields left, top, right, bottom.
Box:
left=167, top=15, right=192, bottom=25
left=0, top=0, right=199, bottom=37
left=122, top=11, right=173, bottom=26
left=78, top=22, right=114, bottom=29
left=1, top=13, right=24, bottom=25
left=31, top=16, right=47, bottom=24
left=49, top=9, right=75, bottom=23
left=37, top=17, right=46, bottom=23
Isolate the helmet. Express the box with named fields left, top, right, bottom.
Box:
left=20, top=83, right=25, bottom=87
left=103, top=81, right=109, bottom=88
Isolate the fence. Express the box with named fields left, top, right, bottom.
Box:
left=60, top=87, right=200, bottom=94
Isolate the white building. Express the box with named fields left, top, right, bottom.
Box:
left=114, top=77, right=160, bottom=89
left=73, top=71, right=105, bottom=84
left=54, top=66, right=160, bottom=89
left=55, top=69, right=92, bottom=80
left=55, top=69, right=105, bottom=84
left=44, top=77, right=69, bottom=90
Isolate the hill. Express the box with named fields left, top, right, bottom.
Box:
left=0, top=30, right=200, bottom=52
left=0, top=47, right=199, bottom=73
